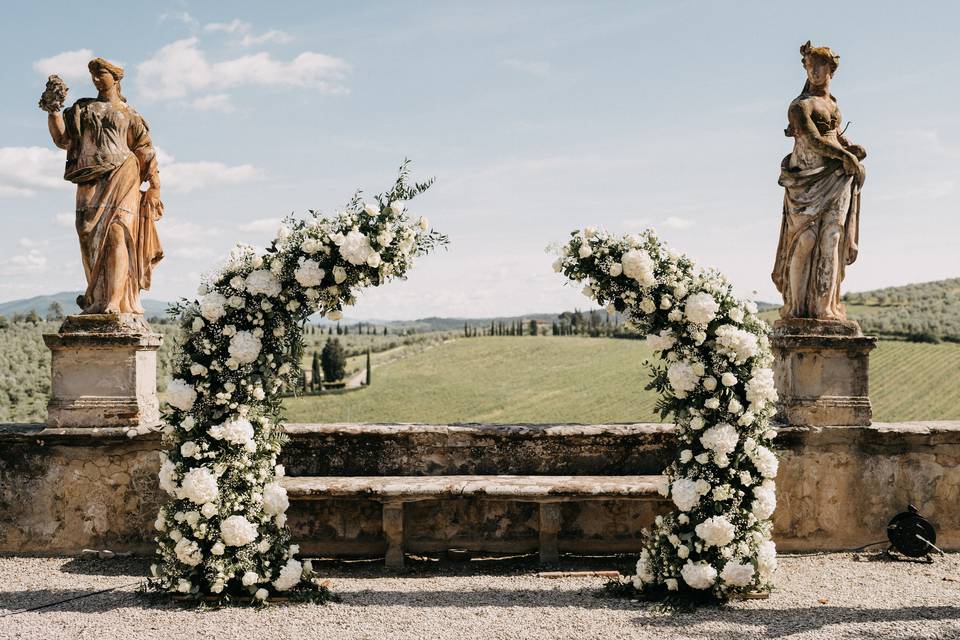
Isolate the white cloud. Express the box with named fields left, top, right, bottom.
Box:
left=204, top=19, right=293, bottom=46
left=135, top=38, right=349, bottom=101
left=0, top=147, right=68, bottom=197
left=160, top=11, right=199, bottom=29
left=204, top=19, right=249, bottom=34
left=0, top=249, right=47, bottom=276
left=241, top=30, right=293, bottom=46
left=191, top=93, right=236, bottom=112
left=662, top=216, right=693, bottom=230
left=237, top=218, right=283, bottom=233
left=33, top=49, right=94, bottom=83
left=503, top=58, right=551, bottom=77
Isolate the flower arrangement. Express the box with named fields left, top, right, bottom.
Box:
left=147, top=162, right=447, bottom=604
left=553, top=227, right=779, bottom=603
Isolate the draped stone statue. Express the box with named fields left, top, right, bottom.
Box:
left=772, top=41, right=866, bottom=321
left=41, top=57, right=163, bottom=315
left=40, top=57, right=164, bottom=429
left=770, top=42, right=875, bottom=428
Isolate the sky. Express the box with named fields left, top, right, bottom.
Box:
left=0, top=1, right=957, bottom=320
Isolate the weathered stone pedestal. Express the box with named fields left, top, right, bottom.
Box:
left=771, top=318, right=876, bottom=426
left=43, top=314, right=163, bottom=428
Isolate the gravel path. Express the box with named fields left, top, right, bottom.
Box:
left=1, top=553, right=959, bottom=639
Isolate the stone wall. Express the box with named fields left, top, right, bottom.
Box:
left=1, top=421, right=958, bottom=555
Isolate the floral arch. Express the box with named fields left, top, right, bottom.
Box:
left=148, top=164, right=446, bottom=602
left=554, top=228, right=780, bottom=602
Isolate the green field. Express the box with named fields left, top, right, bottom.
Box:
left=283, top=336, right=960, bottom=424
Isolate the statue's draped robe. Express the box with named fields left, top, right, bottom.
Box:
left=772, top=98, right=860, bottom=320
left=63, top=98, right=163, bottom=314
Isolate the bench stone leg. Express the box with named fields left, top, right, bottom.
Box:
left=383, top=502, right=405, bottom=568
left=539, top=503, right=561, bottom=564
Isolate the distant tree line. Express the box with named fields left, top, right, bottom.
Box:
left=461, top=309, right=638, bottom=339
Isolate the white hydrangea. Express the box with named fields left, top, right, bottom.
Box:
left=228, top=331, right=262, bottom=365
left=700, top=423, right=739, bottom=456
left=715, top=324, right=759, bottom=364
left=680, top=561, right=718, bottom=590
left=671, top=478, right=701, bottom=512
left=684, top=292, right=720, bottom=325
left=720, top=560, right=755, bottom=587
left=621, top=249, right=656, bottom=286
left=220, top=515, right=258, bottom=547
left=262, top=482, right=290, bottom=516
left=667, top=361, right=700, bottom=395
left=245, top=269, right=282, bottom=297
left=158, top=456, right=177, bottom=495
left=745, top=368, right=778, bottom=407
left=752, top=480, right=777, bottom=520
left=199, top=292, right=228, bottom=322
left=273, top=558, right=303, bottom=591
left=294, top=260, right=325, bottom=288
left=165, top=378, right=197, bottom=411
left=695, top=515, right=736, bottom=548
left=174, top=538, right=202, bottom=566
left=645, top=329, right=676, bottom=351
left=340, top=229, right=373, bottom=266
left=757, top=540, right=778, bottom=580
left=749, top=445, right=779, bottom=479
left=209, top=418, right=255, bottom=446
left=180, top=467, right=219, bottom=505
left=635, top=549, right=654, bottom=583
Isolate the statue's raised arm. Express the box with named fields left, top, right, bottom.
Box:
left=42, top=57, right=163, bottom=316
left=772, top=41, right=865, bottom=323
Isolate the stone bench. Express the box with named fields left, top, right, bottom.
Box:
left=282, top=474, right=667, bottom=567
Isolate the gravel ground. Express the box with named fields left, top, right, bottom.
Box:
left=1, top=552, right=959, bottom=640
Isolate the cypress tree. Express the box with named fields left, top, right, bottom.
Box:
left=365, top=348, right=372, bottom=386
left=311, top=351, right=321, bottom=392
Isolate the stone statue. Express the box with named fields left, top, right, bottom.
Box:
left=772, top=41, right=866, bottom=321
left=42, top=57, right=163, bottom=315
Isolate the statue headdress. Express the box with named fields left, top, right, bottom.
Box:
left=87, top=57, right=127, bottom=102
left=800, top=41, right=840, bottom=74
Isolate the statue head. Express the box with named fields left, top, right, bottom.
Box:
left=88, top=57, right=126, bottom=101
left=800, top=41, right=839, bottom=90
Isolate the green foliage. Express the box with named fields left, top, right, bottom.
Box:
left=841, top=278, right=960, bottom=342
left=320, top=338, right=347, bottom=383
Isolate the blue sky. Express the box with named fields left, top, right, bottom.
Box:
left=0, top=1, right=957, bottom=319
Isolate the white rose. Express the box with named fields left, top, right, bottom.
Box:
left=242, top=571, right=259, bottom=586
left=366, top=252, right=382, bottom=268
left=639, top=298, right=656, bottom=314
left=180, top=441, right=199, bottom=458
left=720, top=560, right=755, bottom=587
left=201, top=502, right=218, bottom=519
left=418, top=216, right=429, bottom=230
left=158, top=456, right=177, bottom=495
left=389, top=201, right=405, bottom=215
left=200, top=292, right=228, bottom=322
left=255, top=588, right=269, bottom=600
left=621, top=249, right=656, bottom=286
left=333, top=266, right=347, bottom=284
left=680, top=561, right=717, bottom=590
left=340, top=230, right=374, bottom=266
left=273, top=558, right=303, bottom=591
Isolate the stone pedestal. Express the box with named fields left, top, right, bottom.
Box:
left=43, top=314, right=163, bottom=428
left=771, top=318, right=876, bottom=426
